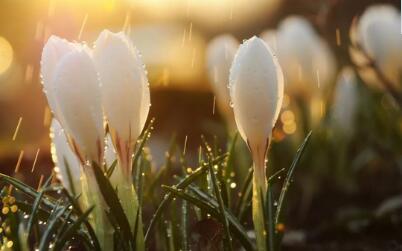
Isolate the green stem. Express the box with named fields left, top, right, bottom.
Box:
left=82, top=166, right=114, bottom=251
left=112, top=165, right=145, bottom=251
left=252, top=159, right=267, bottom=251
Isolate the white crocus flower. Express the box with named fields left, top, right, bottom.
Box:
left=50, top=119, right=81, bottom=196
left=354, top=4, right=402, bottom=90
left=41, top=36, right=110, bottom=250
left=229, top=36, right=284, bottom=251
left=93, top=30, right=150, bottom=176
left=93, top=30, right=148, bottom=251
left=332, top=67, right=359, bottom=136
left=206, top=34, right=239, bottom=130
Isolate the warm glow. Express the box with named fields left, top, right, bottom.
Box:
left=280, top=110, right=295, bottom=125
left=283, top=122, right=296, bottom=134
left=0, top=37, right=13, bottom=75
left=126, top=0, right=281, bottom=30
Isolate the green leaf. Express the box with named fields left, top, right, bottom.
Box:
left=27, top=189, right=46, bottom=234
left=133, top=206, right=140, bottom=249
left=266, top=185, right=276, bottom=251
left=90, top=162, right=135, bottom=249
left=162, top=185, right=254, bottom=251
left=52, top=206, right=95, bottom=251
left=61, top=189, right=101, bottom=250
left=208, top=161, right=233, bottom=251
left=106, top=159, right=118, bottom=178
left=236, top=168, right=253, bottom=219
left=275, top=131, right=312, bottom=226
left=38, top=205, right=70, bottom=251
left=132, top=118, right=154, bottom=178
left=0, top=173, right=56, bottom=208
left=144, top=154, right=227, bottom=243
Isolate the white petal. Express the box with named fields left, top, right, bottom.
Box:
left=93, top=30, right=150, bottom=145
left=104, top=134, right=116, bottom=167
left=52, top=48, right=104, bottom=163
left=206, top=34, right=239, bottom=124
left=50, top=119, right=81, bottom=195
left=229, top=36, right=284, bottom=147
left=41, top=36, right=79, bottom=117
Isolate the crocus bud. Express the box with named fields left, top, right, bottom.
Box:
left=331, top=67, right=359, bottom=136
left=206, top=34, right=239, bottom=129
left=229, top=36, right=284, bottom=251
left=49, top=47, right=104, bottom=164
left=354, top=5, right=402, bottom=90
left=271, top=16, right=336, bottom=97
left=230, top=36, right=284, bottom=160
left=50, top=119, right=81, bottom=196
left=41, top=36, right=77, bottom=122
left=93, top=30, right=150, bottom=175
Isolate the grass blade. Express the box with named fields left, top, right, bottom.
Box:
left=208, top=161, right=233, bottom=251
left=106, top=160, right=118, bottom=178
left=266, top=185, right=276, bottom=251
left=62, top=189, right=101, bottom=250
left=0, top=173, right=56, bottom=208
left=144, top=154, right=227, bottom=243
left=52, top=206, right=95, bottom=251
left=275, top=131, right=312, bottom=226
left=90, top=162, right=135, bottom=249
left=162, top=185, right=254, bottom=251
left=236, top=168, right=253, bottom=218
left=38, top=205, right=70, bottom=251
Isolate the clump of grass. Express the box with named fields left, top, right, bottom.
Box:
left=0, top=121, right=311, bottom=251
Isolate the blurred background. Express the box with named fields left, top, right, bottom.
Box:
left=0, top=0, right=401, bottom=249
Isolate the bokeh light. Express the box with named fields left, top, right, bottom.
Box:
left=0, top=37, right=13, bottom=75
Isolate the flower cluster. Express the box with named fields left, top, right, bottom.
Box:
left=42, top=30, right=150, bottom=250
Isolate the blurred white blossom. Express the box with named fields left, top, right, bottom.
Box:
left=351, top=4, right=402, bottom=91
left=331, top=67, right=359, bottom=136
left=262, top=16, right=336, bottom=98
left=206, top=34, right=239, bottom=129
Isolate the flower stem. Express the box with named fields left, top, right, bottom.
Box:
left=253, top=161, right=268, bottom=251
left=81, top=166, right=114, bottom=251
left=112, top=164, right=145, bottom=251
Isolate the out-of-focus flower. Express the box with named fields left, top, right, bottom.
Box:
left=350, top=4, right=402, bottom=91
left=50, top=119, right=81, bottom=196
left=206, top=34, right=239, bottom=129
left=262, top=16, right=336, bottom=98
left=331, top=67, right=359, bottom=136
left=93, top=30, right=150, bottom=175
left=229, top=36, right=283, bottom=251
left=260, top=30, right=278, bottom=52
